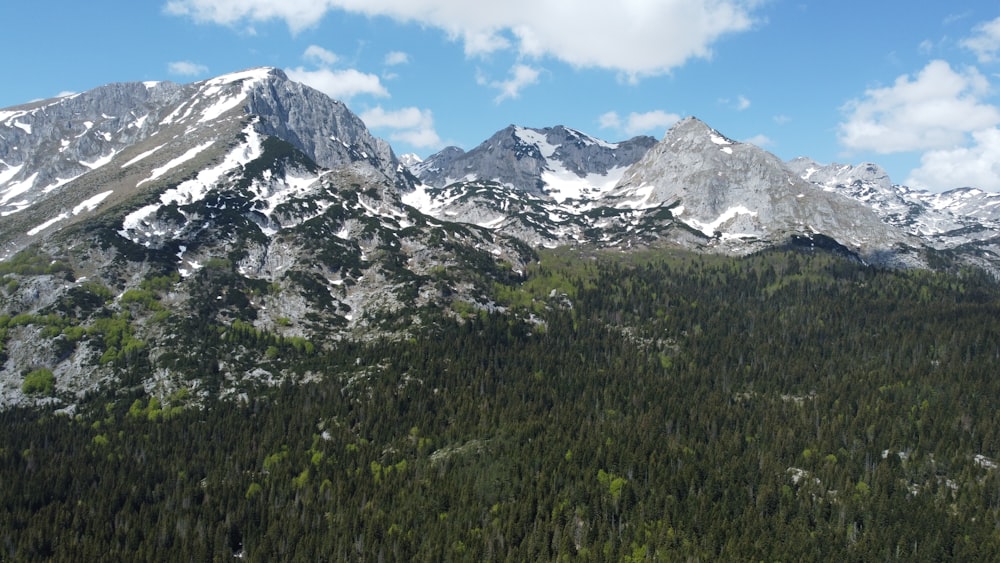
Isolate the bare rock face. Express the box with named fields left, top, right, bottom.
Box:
left=0, top=68, right=407, bottom=259
left=0, top=68, right=532, bottom=410
left=610, top=117, right=914, bottom=257
left=245, top=71, right=402, bottom=183
left=414, top=125, right=656, bottom=195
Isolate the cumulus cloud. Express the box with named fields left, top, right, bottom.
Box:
left=599, top=110, right=680, bottom=137
left=720, top=95, right=751, bottom=111
left=838, top=60, right=1000, bottom=153
left=961, top=16, right=1000, bottom=63
left=168, top=60, right=209, bottom=76
left=284, top=44, right=389, bottom=100
left=743, top=134, right=772, bottom=147
left=359, top=106, right=442, bottom=149
left=384, top=51, right=410, bottom=66
left=481, top=64, right=541, bottom=103
left=285, top=67, right=389, bottom=99
left=907, top=128, right=1000, bottom=191
left=303, top=45, right=339, bottom=66
left=164, top=0, right=759, bottom=77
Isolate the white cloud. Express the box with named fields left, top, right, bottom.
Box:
left=483, top=64, right=541, bottom=103
left=743, top=134, right=771, bottom=147
left=838, top=60, right=1000, bottom=153
left=384, top=51, right=410, bottom=66
left=598, top=111, right=622, bottom=130
left=720, top=95, right=751, bottom=111
left=359, top=106, right=442, bottom=148
left=599, top=110, right=680, bottom=136
left=168, top=60, right=209, bottom=76
left=285, top=67, right=389, bottom=99
left=907, top=128, right=1000, bottom=191
left=165, top=0, right=759, bottom=76
left=961, top=16, right=1000, bottom=63
left=304, top=45, right=339, bottom=65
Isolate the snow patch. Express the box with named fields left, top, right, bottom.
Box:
left=27, top=212, right=70, bottom=236
left=41, top=174, right=85, bottom=194
left=683, top=205, right=758, bottom=237
left=137, top=141, right=215, bottom=186
left=81, top=150, right=119, bottom=170
left=73, top=190, right=113, bottom=214
left=0, top=163, right=24, bottom=187
left=476, top=215, right=507, bottom=229
left=121, top=144, right=166, bottom=168
left=120, top=125, right=263, bottom=244
left=710, top=134, right=731, bottom=146
left=544, top=165, right=628, bottom=204
left=615, top=183, right=656, bottom=210
left=0, top=172, right=38, bottom=205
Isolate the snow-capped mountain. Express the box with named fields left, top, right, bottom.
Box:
left=787, top=157, right=1000, bottom=267
left=0, top=68, right=409, bottom=260
left=406, top=118, right=924, bottom=264
left=0, top=68, right=530, bottom=408
left=5, top=67, right=1000, bottom=409
left=403, top=116, right=1000, bottom=270
left=414, top=125, right=656, bottom=197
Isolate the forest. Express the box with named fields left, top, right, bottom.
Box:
left=2, top=245, right=1000, bottom=561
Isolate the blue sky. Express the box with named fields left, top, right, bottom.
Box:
left=4, top=1, right=1000, bottom=192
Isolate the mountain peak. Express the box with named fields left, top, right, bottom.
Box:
left=664, top=116, right=735, bottom=145
left=412, top=124, right=656, bottom=196
left=207, top=67, right=287, bottom=85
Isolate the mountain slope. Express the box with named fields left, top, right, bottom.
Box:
left=609, top=118, right=917, bottom=258
left=0, top=68, right=410, bottom=260
left=414, top=125, right=656, bottom=198
left=408, top=117, right=930, bottom=266
left=0, top=69, right=531, bottom=409
left=788, top=158, right=1000, bottom=269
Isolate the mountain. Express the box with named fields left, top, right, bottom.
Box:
left=6, top=68, right=1000, bottom=561
left=407, top=117, right=924, bottom=265
left=787, top=158, right=1000, bottom=269
left=406, top=117, right=1000, bottom=271
left=5, top=67, right=1000, bottom=410
left=413, top=125, right=656, bottom=197
left=0, top=68, right=412, bottom=259
left=0, top=68, right=531, bottom=408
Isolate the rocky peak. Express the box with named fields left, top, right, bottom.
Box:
left=413, top=124, right=655, bottom=196
left=0, top=67, right=412, bottom=260
left=610, top=116, right=911, bottom=255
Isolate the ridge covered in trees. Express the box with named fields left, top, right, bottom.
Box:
left=2, top=247, right=1000, bottom=561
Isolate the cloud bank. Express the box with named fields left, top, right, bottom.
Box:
left=164, top=0, right=759, bottom=77
left=838, top=57, right=1000, bottom=191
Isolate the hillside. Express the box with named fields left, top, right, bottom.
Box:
left=2, top=68, right=1000, bottom=560
left=2, top=248, right=1000, bottom=560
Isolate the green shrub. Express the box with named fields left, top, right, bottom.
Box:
left=22, top=368, right=55, bottom=396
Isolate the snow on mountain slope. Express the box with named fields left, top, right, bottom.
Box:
left=788, top=158, right=1000, bottom=257
left=0, top=68, right=407, bottom=261
left=414, top=125, right=656, bottom=198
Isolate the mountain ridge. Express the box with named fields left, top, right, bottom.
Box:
left=3, top=68, right=1000, bottom=410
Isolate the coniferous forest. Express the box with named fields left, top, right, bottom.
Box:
left=2, top=247, right=1000, bottom=561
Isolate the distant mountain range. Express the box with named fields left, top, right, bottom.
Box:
left=404, top=117, right=1000, bottom=272
left=2, top=67, right=1000, bottom=408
